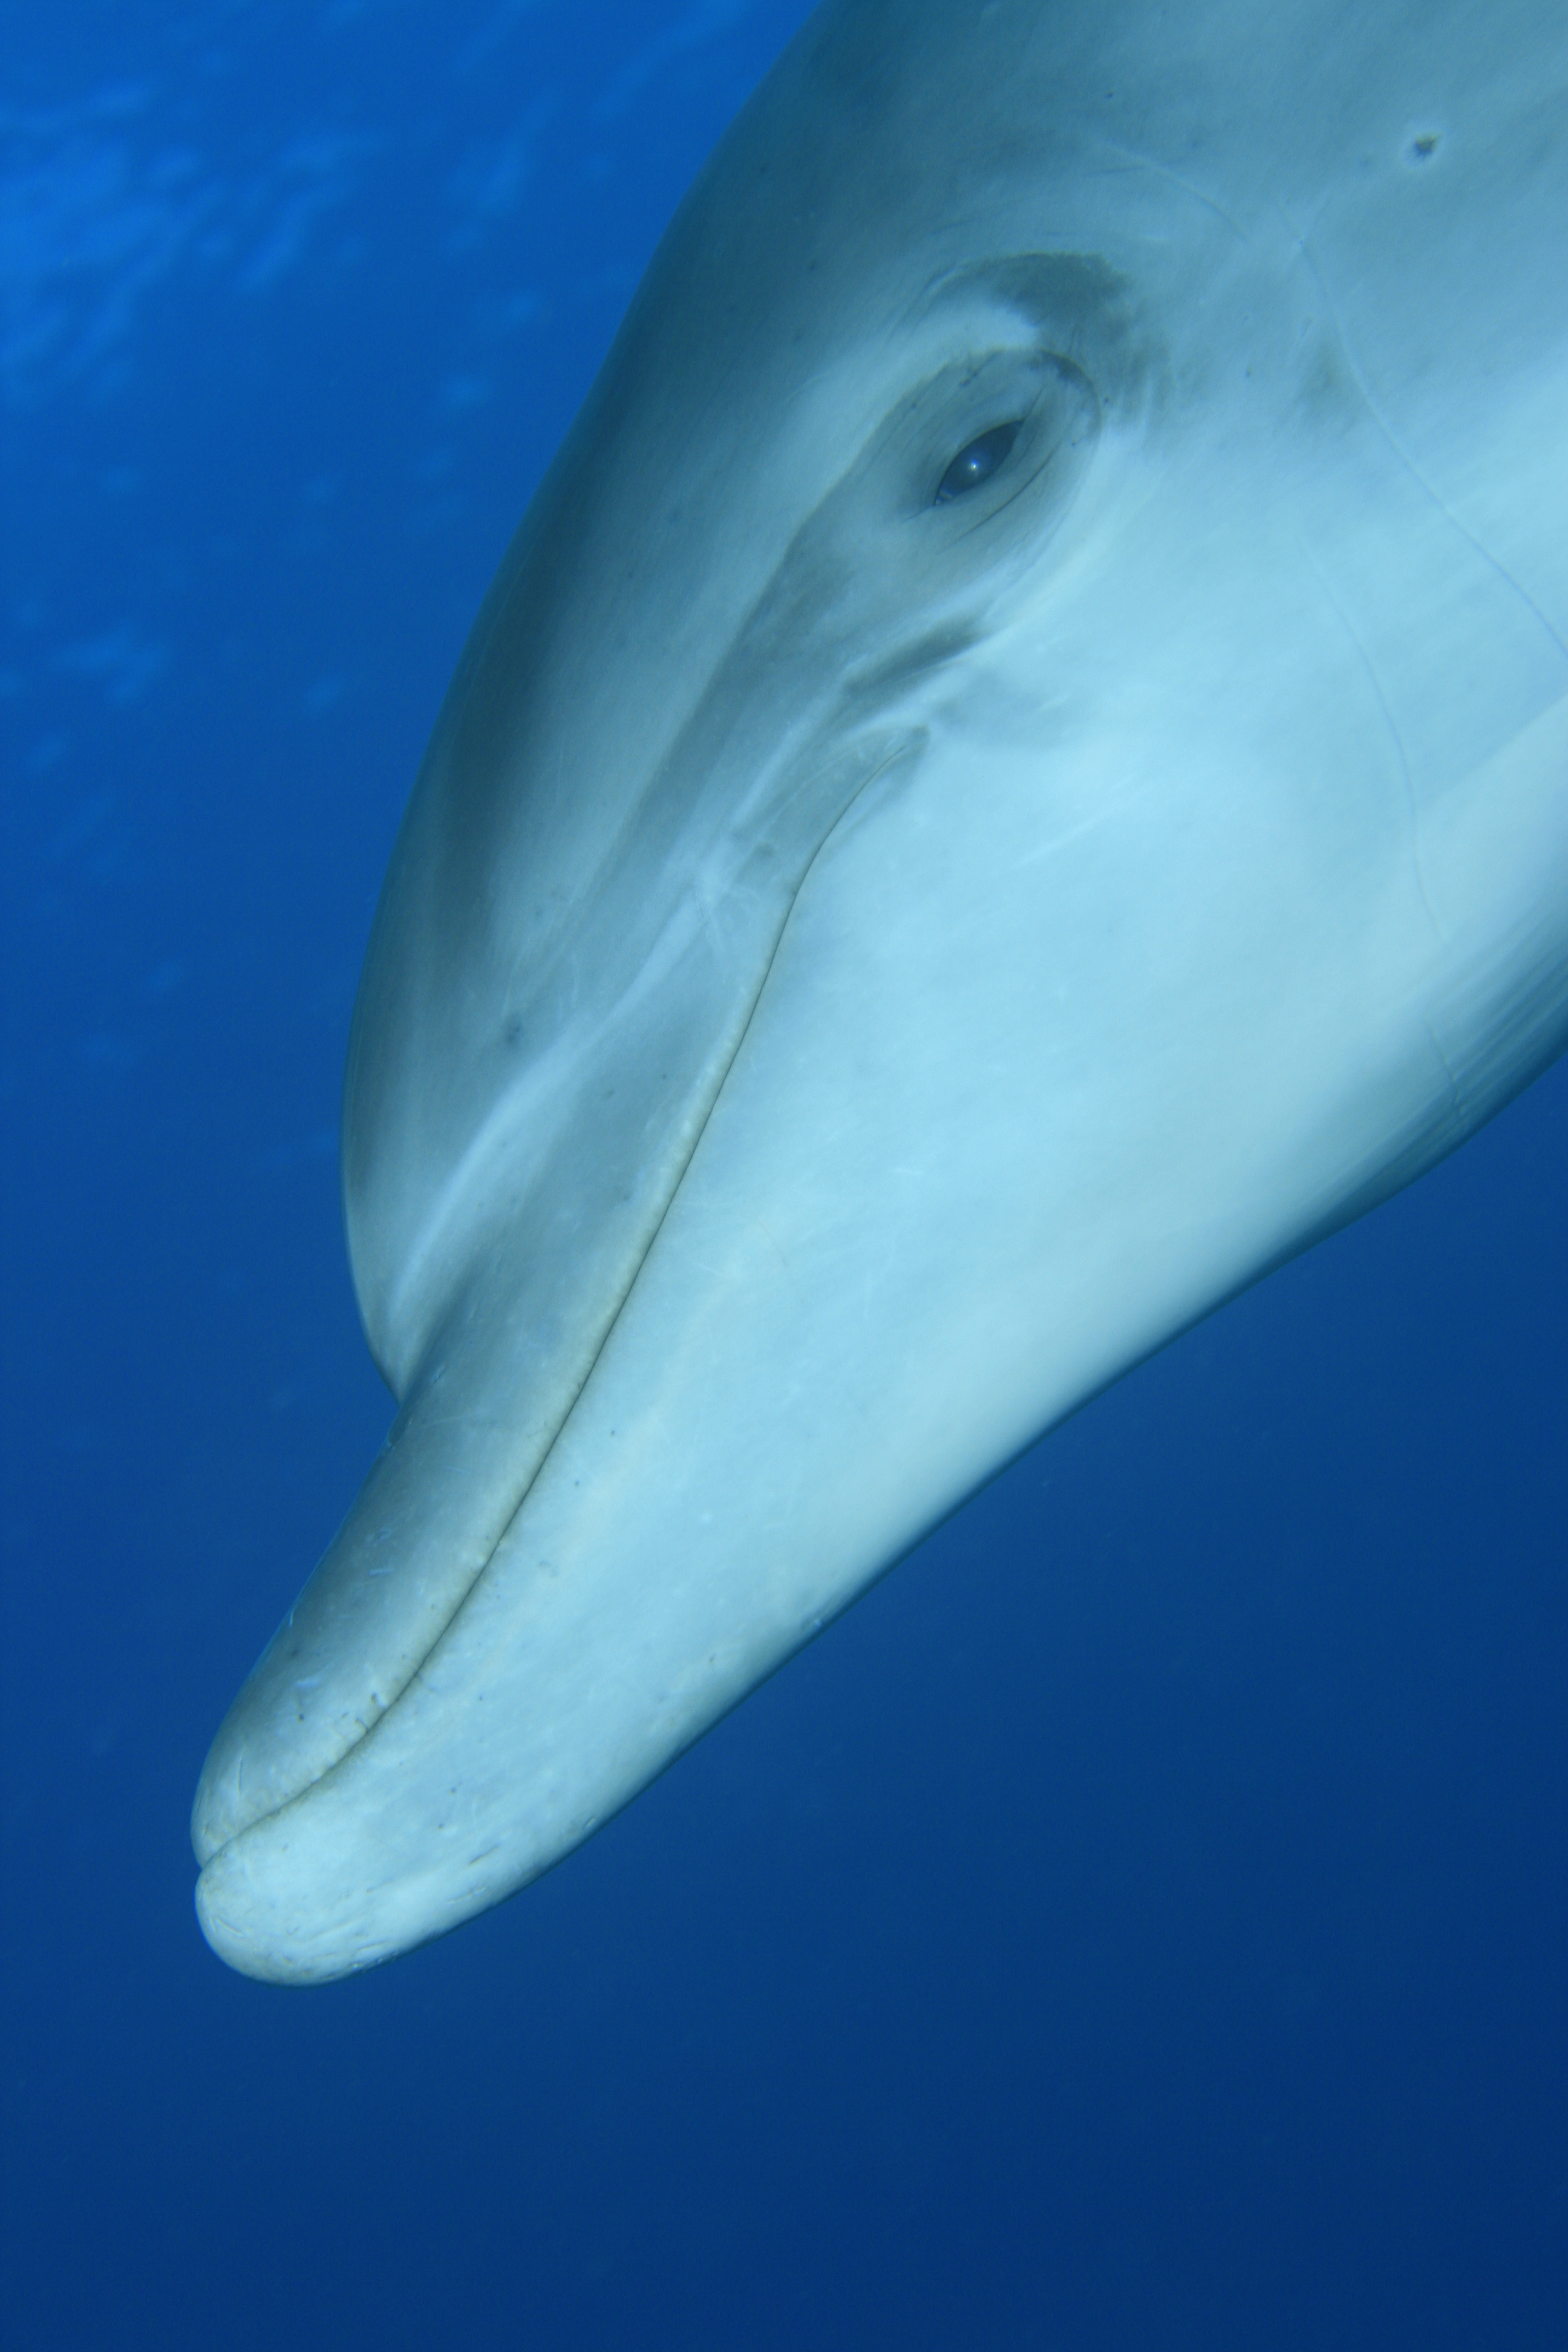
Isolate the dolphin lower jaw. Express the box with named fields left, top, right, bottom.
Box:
left=191, top=711, right=932, bottom=1873
left=192, top=472, right=1568, bottom=1919
left=192, top=652, right=1568, bottom=1983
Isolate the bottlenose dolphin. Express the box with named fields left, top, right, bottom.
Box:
left=193, top=0, right=1568, bottom=1982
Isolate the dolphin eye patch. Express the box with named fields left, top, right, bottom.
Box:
left=935, top=418, right=1022, bottom=502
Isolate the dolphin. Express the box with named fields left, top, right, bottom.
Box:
left=192, top=0, right=1568, bottom=1982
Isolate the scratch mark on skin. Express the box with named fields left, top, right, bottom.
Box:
left=1014, top=799, right=1126, bottom=871
left=1279, top=204, right=1568, bottom=667
left=1304, top=543, right=1446, bottom=946
left=1100, top=143, right=1250, bottom=241
left=1302, top=543, right=1475, bottom=1135
left=1422, top=1012, right=1471, bottom=1137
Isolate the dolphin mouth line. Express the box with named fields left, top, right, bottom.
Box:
left=197, top=725, right=927, bottom=1870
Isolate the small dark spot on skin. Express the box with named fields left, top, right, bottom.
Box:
left=1407, top=131, right=1440, bottom=163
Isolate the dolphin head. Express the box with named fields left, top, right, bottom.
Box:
left=194, top=0, right=1568, bottom=1981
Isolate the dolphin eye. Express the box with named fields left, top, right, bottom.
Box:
left=935, top=419, right=1022, bottom=503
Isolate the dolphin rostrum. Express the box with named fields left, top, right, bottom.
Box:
left=193, top=0, right=1568, bottom=1981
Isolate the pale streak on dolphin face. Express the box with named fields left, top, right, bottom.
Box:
left=192, top=0, right=1568, bottom=1981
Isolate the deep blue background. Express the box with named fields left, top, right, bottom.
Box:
left=3, top=5, right=1565, bottom=2345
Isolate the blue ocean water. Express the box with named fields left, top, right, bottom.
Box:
left=2, top=4, right=1565, bottom=2344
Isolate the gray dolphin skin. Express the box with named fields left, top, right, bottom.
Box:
left=193, top=0, right=1568, bottom=1982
